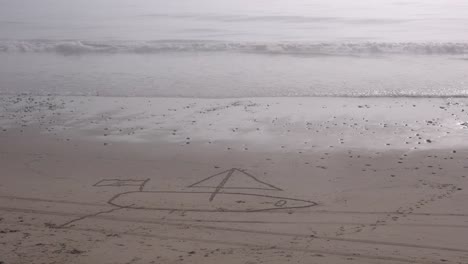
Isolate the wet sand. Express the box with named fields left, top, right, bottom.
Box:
left=1, top=95, right=468, bottom=264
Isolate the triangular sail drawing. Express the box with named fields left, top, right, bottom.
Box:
left=188, top=168, right=282, bottom=201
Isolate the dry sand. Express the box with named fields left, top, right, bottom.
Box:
left=1, top=95, right=468, bottom=264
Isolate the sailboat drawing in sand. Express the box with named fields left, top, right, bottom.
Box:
left=106, top=168, right=317, bottom=212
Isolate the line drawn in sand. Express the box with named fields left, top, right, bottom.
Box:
left=104, top=168, right=317, bottom=212
left=187, top=168, right=283, bottom=201
left=93, top=179, right=149, bottom=191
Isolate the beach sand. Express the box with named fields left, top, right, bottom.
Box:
left=1, top=95, right=468, bottom=264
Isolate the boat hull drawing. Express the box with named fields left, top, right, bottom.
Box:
left=108, top=191, right=317, bottom=212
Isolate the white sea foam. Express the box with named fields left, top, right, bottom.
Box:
left=1, top=40, right=468, bottom=56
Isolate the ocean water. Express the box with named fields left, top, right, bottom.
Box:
left=1, top=0, right=467, bottom=97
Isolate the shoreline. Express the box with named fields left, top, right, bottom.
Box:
left=1, top=95, right=467, bottom=150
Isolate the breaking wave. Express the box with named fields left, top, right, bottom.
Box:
left=1, top=40, right=468, bottom=56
